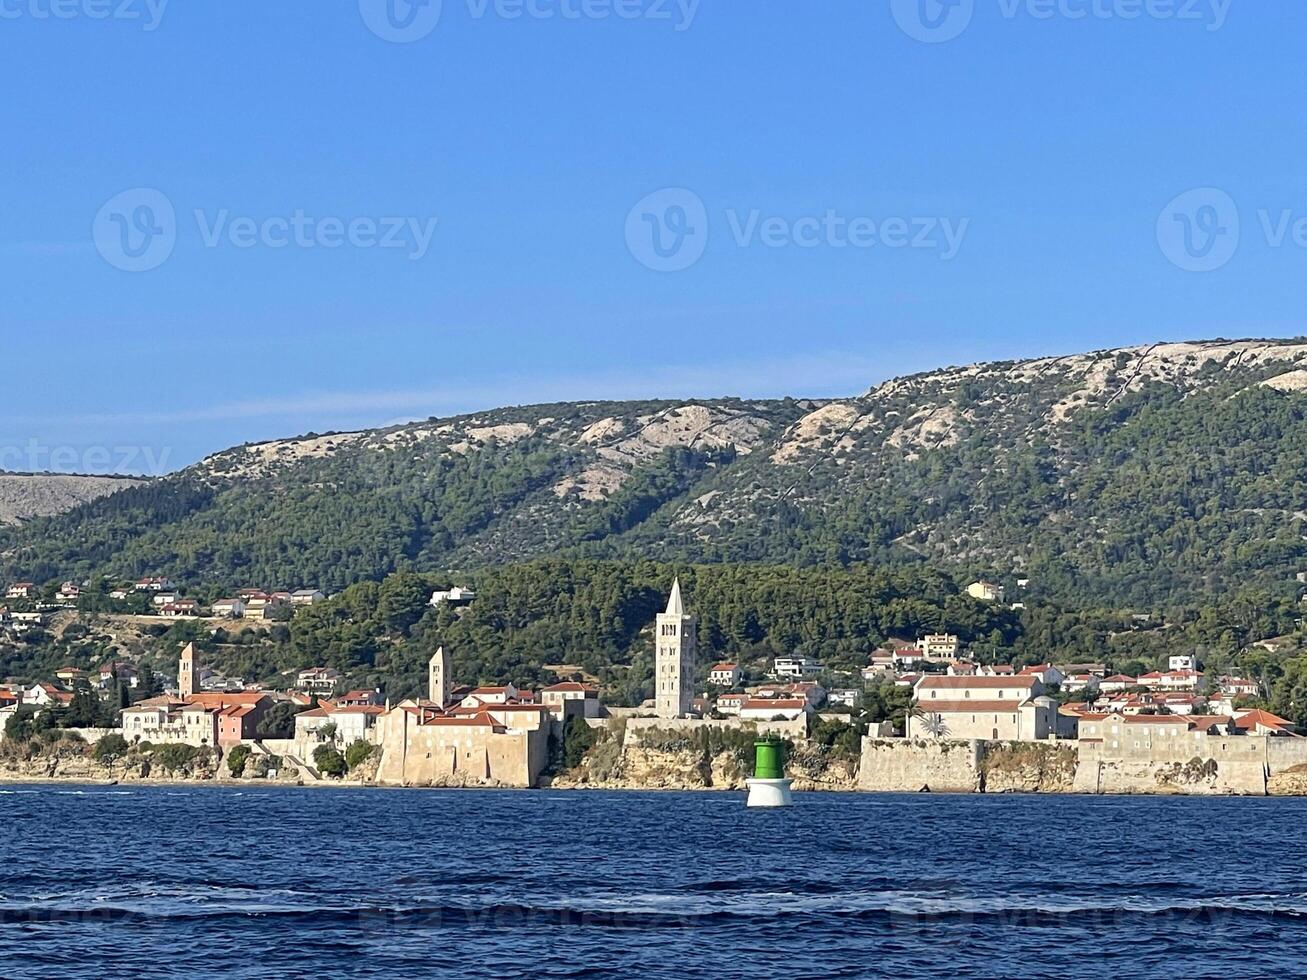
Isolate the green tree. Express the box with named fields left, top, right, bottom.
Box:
left=154, top=743, right=200, bottom=775
left=313, top=744, right=347, bottom=777
left=255, top=701, right=305, bottom=739
left=344, top=739, right=374, bottom=770
left=226, top=744, right=252, bottom=776
left=561, top=715, right=599, bottom=769
left=92, top=733, right=130, bottom=770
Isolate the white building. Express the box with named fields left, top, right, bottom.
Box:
left=739, top=697, right=810, bottom=722
left=966, top=581, right=1005, bottom=602
left=296, top=667, right=342, bottom=694
left=919, top=634, right=960, bottom=660
left=773, top=657, right=822, bottom=679
left=907, top=675, right=1055, bottom=741
left=211, top=598, right=246, bottom=618
left=541, top=682, right=602, bottom=720
left=430, top=587, right=476, bottom=606
left=708, top=663, right=742, bottom=687
left=290, top=589, right=326, bottom=606
left=293, top=703, right=384, bottom=757
left=1018, top=664, right=1064, bottom=686
left=1168, top=654, right=1197, bottom=672
left=715, top=692, right=747, bottom=716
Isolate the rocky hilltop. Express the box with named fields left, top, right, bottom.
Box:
left=0, top=474, right=147, bottom=526
left=3, top=338, right=1305, bottom=606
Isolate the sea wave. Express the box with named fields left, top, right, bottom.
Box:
left=3, top=892, right=1305, bottom=929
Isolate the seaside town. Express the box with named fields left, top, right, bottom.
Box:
left=3, top=572, right=1307, bottom=794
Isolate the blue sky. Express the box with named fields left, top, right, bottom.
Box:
left=3, top=0, right=1306, bottom=474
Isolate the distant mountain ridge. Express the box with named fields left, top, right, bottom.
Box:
left=4, top=338, right=1306, bottom=606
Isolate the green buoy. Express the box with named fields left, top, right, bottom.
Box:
left=746, top=736, right=794, bottom=807
left=753, top=738, right=785, bottom=779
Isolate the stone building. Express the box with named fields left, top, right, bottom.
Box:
left=655, top=578, right=696, bottom=720
left=907, top=675, right=1057, bottom=741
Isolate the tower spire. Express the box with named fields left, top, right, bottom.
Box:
left=655, top=578, right=696, bottom=719
left=666, top=577, right=684, bottom=616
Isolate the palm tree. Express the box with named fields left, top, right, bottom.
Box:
left=912, top=709, right=948, bottom=739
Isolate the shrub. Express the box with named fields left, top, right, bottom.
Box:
left=92, top=734, right=130, bottom=766
left=226, top=744, right=252, bottom=776
left=313, top=744, right=346, bottom=778
left=154, top=743, right=200, bottom=775
left=344, top=740, right=374, bottom=770
left=562, top=716, right=600, bottom=769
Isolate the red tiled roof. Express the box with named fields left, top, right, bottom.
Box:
left=1235, top=709, right=1295, bottom=731
left=742, top=698, right=807, bottom=710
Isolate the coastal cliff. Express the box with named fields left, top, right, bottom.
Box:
left=860, top=737, right=1307, bottom=796
left=549, top=725, right=860, bottom=792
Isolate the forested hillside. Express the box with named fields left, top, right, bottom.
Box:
left=4, top=339, right=1307, bottom=608
left=8, top=558, right=1304, bottom=720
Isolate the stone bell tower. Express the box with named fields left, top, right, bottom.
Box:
left=429, top=645, right=450, bottom=707
left=655, top=578, right=696, bottom=719
left=178, top=642, right=196, bottom=699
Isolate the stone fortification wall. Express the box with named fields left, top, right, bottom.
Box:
left=862, top=734, right=1307, bottom=796
left=858, top=738, right=985, bottom=793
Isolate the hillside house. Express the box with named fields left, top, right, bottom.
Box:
left=772, top=657, right=822, bottom=679
left=708, top=663, right=742, bottom=687
left=541, top=682, right=602, bottom=720
left=430, top=587, right=476, bottom=606
left=919, top=633, right=961, bottom=659
left=739, top=697, right=810, bottom=722
left=295, top=667, right=342, bottom=695
left=211, top=598, right=246, bottom=618
left=966, top=581, right=1005, bottom=602
left=715, top=692, right=747, bottom=716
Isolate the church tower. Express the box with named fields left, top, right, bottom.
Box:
left=178, top=642, right=196, bottom=699
left=429, top=645, right=450, bottom=707
left=655, top=578, right=696, bottom=719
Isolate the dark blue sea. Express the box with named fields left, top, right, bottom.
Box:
left=1, top=785, right=1302, bottom=978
